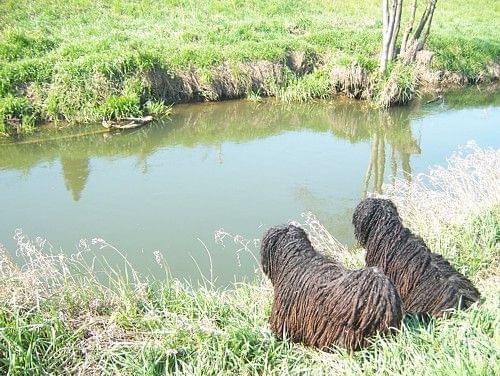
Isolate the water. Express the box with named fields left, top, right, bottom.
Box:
left=1, top=89, right=499, bottom=285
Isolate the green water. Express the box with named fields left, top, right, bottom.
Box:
left=1, top=89, right=499, bottom=285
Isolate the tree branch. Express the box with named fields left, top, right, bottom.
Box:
left=414, top=1, right=431, bottom=40
left=421, top=0, right=437, bottom=45
left=401, top=0, right=418, bottom=54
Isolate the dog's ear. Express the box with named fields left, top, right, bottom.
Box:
left=261, top=225, right=289, bottom=279
left=353, top=199, right=377, bottom=245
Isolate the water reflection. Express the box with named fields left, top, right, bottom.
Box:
left=0, top=99, right=425, bottom=202
left=326, top=104, right=421, bottom=196
left=61, top=157, right=90, bottom=201
left=0, top=87, right=498, bottom=284
left=363, top=123, right=420, bottom=195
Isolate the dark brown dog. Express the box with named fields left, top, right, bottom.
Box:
left=353, top=198, right=480, bottom=317
left=261, top=224, right=402, bottom=351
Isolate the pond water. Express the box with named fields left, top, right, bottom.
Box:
left=1, top=89, right=499, bottom=285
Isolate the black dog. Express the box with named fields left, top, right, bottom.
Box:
left=353, top=198, right=480, bottom=317
left=261, top=224, right=402, bottom=351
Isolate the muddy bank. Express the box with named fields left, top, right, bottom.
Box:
left=142, top=51, right=317, bottom=104
left=142, top=50, right=499, bottom=106
left=1, top=51, right=498, bottom=137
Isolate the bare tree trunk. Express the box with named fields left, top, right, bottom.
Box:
left=403, top=0, right=438, bottom=63
left=381, top=0, right=438, bottom=69
left=401, top=0, right=418, bottom=54
left=380, top=0, right=391, bottom=72
left=388, top=0, right=403, bottom=60
left=380, top=0, right=403, bottom=72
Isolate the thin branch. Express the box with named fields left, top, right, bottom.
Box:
left=401, top=0, right=418, bottom=54
left=414, top=1, right=432, bottom=40
left=421, top=0, right=437, bottom=45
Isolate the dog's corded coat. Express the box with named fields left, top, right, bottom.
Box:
left=261, top=224, right=402, bottom=351
left=353, top=198, right=480, bottom=317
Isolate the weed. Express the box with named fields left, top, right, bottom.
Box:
left=99, top=94, right=141, bottom=120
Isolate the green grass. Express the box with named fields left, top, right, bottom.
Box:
left=274, top=68, right=332, bottom=102
left=0, top=206, right=498, bottom=375
left=0, top=0, right=498, bottom=132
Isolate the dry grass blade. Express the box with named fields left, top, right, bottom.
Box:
left=376, top=141, right=500, bottom=240
left=300, top=212, right=363, bottom=268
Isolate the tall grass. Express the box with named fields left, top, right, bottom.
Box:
left=378, top=141, right=499, bottom=265
left=375, top=63, right=419, bottom=108
left=274, top=69, right=331, bottom=103
left=0, top=144, right=499, bottom=374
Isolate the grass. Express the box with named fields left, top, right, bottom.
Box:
left=0, top=0, right=498, bottom=134
left=374, top=63, right=418, bottom=107
left=274, top=68, right=331, bottom=103
left=0, top=144, right=499, bottom=375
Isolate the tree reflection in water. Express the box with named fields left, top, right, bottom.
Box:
left=327, top=103, right=420, bottom=197
left=61, top=156, right=90, bottom=201
left=2, top=98, right=423, bottom=202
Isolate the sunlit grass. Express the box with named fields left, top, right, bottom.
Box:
left=0, top=0, right=498, bottom=132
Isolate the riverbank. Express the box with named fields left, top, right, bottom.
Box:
left=0, top=144, right=498, bottom=374
left=1, top=0, right=499, bottom=135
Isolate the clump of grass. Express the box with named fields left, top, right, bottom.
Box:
left=275, top=68, right=331, bottom=102
left=375, top=63, right=418, bottom=108
left=246, top=90, right=263, bottom=102
left=0, top=29, right=58, bottom=62
left=0, top=94, right=36, bottom=134
left=144, top=100, right=172, bottom=117
left=299, top=212, right=364, bottom=269
left=99, top=94, right=141, bottom=120
left=379, top=141, right=500, bottom=242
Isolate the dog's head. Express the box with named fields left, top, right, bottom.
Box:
left=260, top=224, right=310, bottom=280
left=352, top=198, right=401, bottom=246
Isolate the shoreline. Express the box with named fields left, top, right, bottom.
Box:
left=1, top=203, right=497, bottom=373
left=2, top=54, right=498, bottom=138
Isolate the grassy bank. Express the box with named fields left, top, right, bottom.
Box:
left=0, top=145, right=498, bottom=375
left=0, top=209, right=498, bottom=375
left=0, top=0, right=499, bottom=134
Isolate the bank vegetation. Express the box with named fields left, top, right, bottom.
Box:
left=0, top=0, right=499, bottom=135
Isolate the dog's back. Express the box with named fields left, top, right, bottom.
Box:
left=262, top=224, right=402, bottom=351
left=354, top=198, right=480, bottom=317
